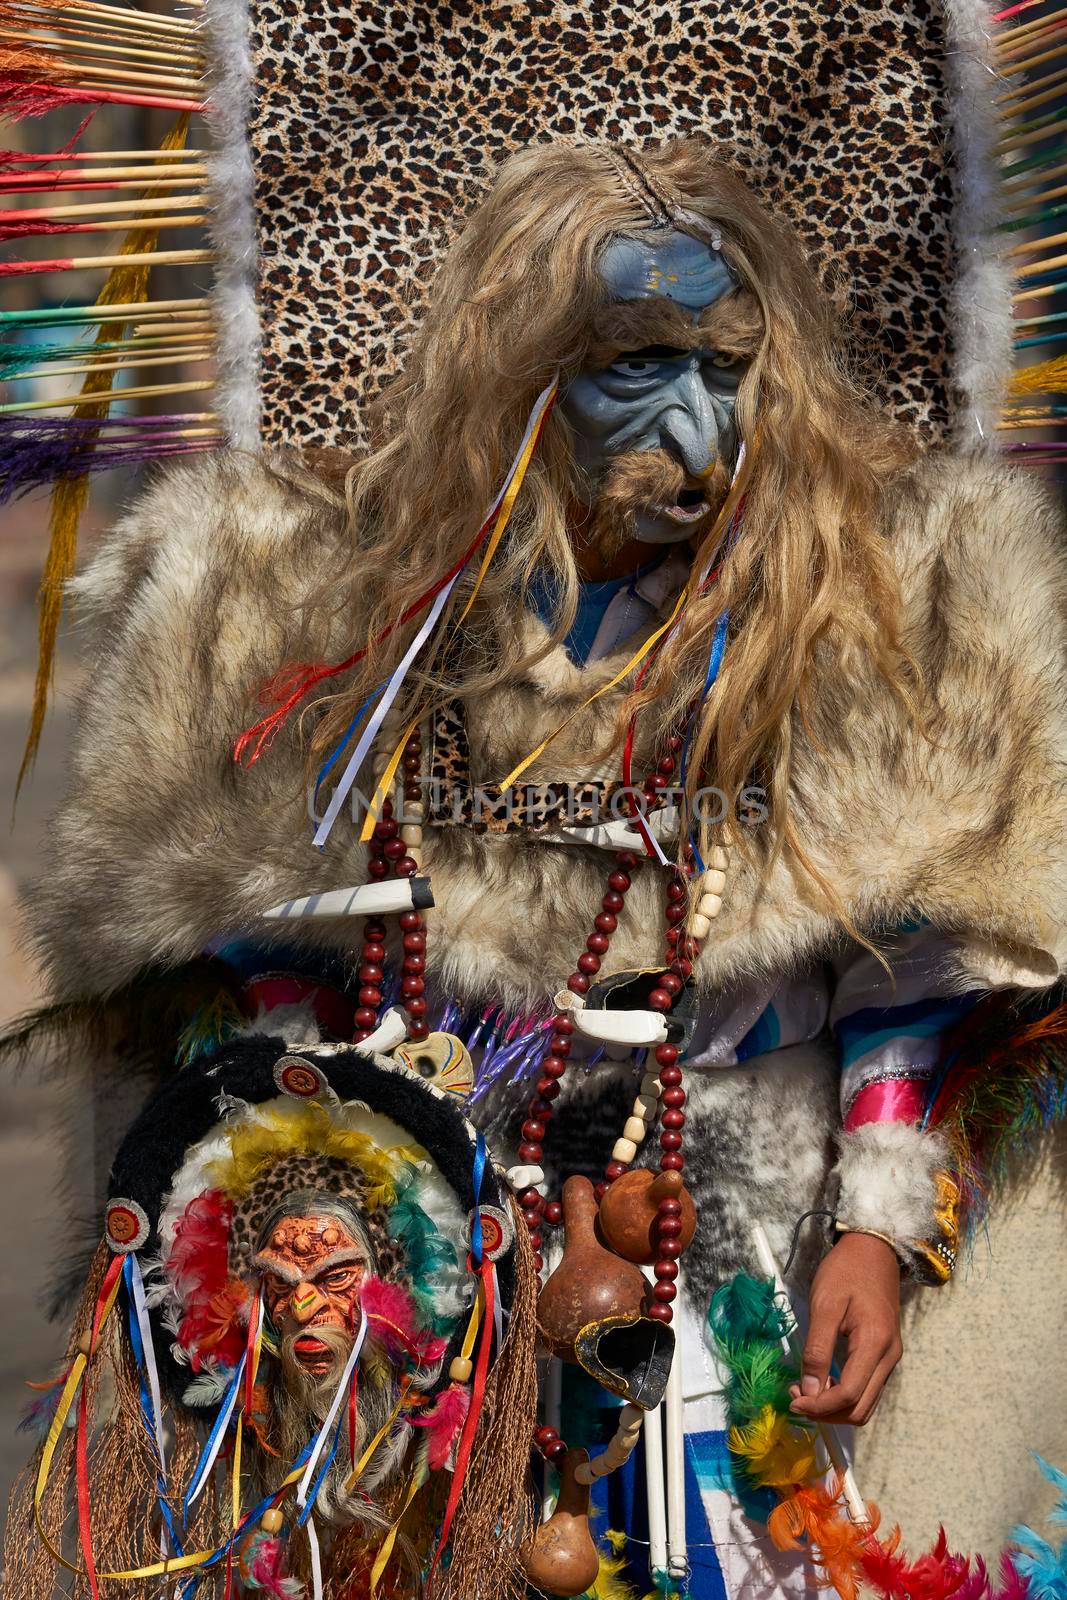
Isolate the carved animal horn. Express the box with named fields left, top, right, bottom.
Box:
left=522, top=1448, right=600, bottom=1598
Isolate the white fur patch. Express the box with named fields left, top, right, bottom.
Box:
left=833, top=1122, right=949, bottom=1244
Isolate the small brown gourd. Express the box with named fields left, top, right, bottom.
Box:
left=523, top=1448, right=600, bottom=1598
left=596, top=1168, right=697, bottom=1265
left=536, top=1176, right=648, bottom=1359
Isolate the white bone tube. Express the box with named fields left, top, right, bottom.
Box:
left=573, top=1008, right=668, bottom=1046
left=750, top=1222, right=869, bottom=1525
left=263, top=876, right=434, bottom=920
left=644, top=1402, right=668, bottom=1581
left=357, top=1007, right=409, bottom=1053
left=665, top=1272, right=688, bottom=1579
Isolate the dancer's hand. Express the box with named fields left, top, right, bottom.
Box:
left=788, top=1232, right=902, bottom=1426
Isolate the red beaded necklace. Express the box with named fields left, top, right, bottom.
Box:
left=353, top=721, right=702, bottom=1473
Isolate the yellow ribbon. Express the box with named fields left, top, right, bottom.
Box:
left=494, top=581, right=692, bottom=790
left=359, top=712, right=422, bottom=844
left=359, top=382, right=558, bottom=843
left=344, top=1386, right=409, bottom=1492
left=369, top=1453, right=428, bottom=1597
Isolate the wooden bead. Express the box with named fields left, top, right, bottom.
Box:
left=400, top=825, right=423, bottom=845
left=699, top=868, right=727, bottom=895
left=612, top=1135, right=638, bottom=1163
left=449, top=1356, right=473, bottom=1383
left=707, top=846, right=730, bottom=871
left=639, top=1074, right=662, bottom=1100
left=689, top=912, right=711, bottom=940
left=261, top=1508, right=284, bottom=1535
left=634, top=1092, right=659, bottom=1121
left=697, top=892, right=722, bottom=919
left=77, top=1331, right=93, bottom=1357
left=622, top=1115, right=647, bottom=1144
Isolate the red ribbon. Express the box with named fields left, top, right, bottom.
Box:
left=426, top=1262, right=495, bottom=1592
left=75, top=1251, right=125, bottom=1600
left=234, top=403, right=556, bottom=768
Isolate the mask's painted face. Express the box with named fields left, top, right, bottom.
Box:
left=254, top=1209, right=371, bottom=1376
left=561, top=229, right=755, bottom=546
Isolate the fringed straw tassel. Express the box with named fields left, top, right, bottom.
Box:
left=15, top=110, right=192, bottom=792
left=437, top=1202, right=539, bottom=1600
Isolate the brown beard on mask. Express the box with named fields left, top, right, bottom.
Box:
left=585, top=448, right=731, bottom=559
left=271, top=1325, right=404, bottom=1530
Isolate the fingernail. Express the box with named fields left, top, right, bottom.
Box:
left=801, top=1376, right=820, bottom=1397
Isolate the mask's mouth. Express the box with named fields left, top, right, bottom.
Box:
left=654, top=485, right=709, bottom=525
left=293, top=1332, right=332, bottom=1368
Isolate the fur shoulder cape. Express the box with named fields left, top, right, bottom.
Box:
left=28, top=448, right=1067, bottom=1013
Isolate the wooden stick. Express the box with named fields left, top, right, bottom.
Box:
left=1007, top=177, right=1067, bottom=213
left=0, top=378, right=214, bottom=415
left=4, top=212, right=208, bottom=234
left=3, top=246, right=213, bottom=273
left=997, top=57, right=1067, bottom=101
left=0, top=298, right=209, bottom=323
left=1, top=163, right=207, bottom=181
left=750, top=1223, right=870, bottom=1527
left=996, top=8, right=1067, bottom=49
left=14, top=349, right=214, bottom=379
left=1014, top=278, right=1067, bottom=301
left=998, top=117, right=1067, bottom=156
left=542, top=1355, right=562, bottom=1522
left=5, top=26, right=203, bottom=64
left=10, top=54, right=204, bottom=90
left=16, top=0, right=198, bottom=34
left=1017, top=247, right=1067, bottom=277
left=133, top=319, right=214, bottom=336
left=0, top=149, right=205, bottom=162
left=997, top=38, right=1067, bottom=75
left=1, top=194, right=206, bottom=219
left=1000, top=76, right=1067, bottom=118
left=1009, top=227, right=1067, bottom=255
left=1002, top=155, right=1067, bottom=195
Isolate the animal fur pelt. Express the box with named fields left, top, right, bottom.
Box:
left=30, top=446, right=1067, bottom=1007
left=20, top=445, right=1067, bottom=1285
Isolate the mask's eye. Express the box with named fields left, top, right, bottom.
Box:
left=709, top=351, right=740, bottom=370
left=608, top=345, right=686, bottom=380
left=321, top=1267, right=358, bottom=1291
left=611, top=357, right=658, bottom=378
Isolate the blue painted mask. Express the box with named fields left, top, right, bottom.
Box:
left=561, top=229, right=749, bottom=545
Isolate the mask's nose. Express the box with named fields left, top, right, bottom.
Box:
left=658, top=365, right=719, bottom=478
left=290, top=1282, right=328, bottom=1325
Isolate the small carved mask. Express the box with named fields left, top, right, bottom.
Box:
left=252, top=1199, right=374, bottom=1375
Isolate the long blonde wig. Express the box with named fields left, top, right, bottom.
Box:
left=306, top=137, right=917, bottom=899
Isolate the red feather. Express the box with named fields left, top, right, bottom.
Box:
left=166, top=1190, right=248, bottom=1370
left=360, top=1276, right=446, bottom=1365
left=409, top=1384, right=470, bottom=1471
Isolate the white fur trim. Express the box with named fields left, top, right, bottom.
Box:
left=833, top=1122, right=949, bottom=1246
left=943, top=0, right=1014, bottom=449
left=203, top=0, right=260, bottom=447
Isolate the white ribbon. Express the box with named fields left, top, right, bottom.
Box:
left=312, top=378, right=559, bottom=849
left=296, top=1306, right=369, bottom=1508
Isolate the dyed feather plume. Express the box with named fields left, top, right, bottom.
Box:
left=927, top=989, right=1067, bottom=1227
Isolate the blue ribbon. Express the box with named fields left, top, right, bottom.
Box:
left=296, top=1407, right=347, bottom=1529
left=469, top=1131, right=488, bottom=1267
left=123, top=1257, right=185, bottom=1557
left=313, top=682, right=386, bottom=808
left=678, top=608, right=730, bottom=872
left=176, top=1435, right=319, bottom=1597
left=181, top=1354, right=246, bottom=1525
